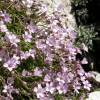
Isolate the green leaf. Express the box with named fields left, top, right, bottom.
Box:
left=54, top=94, right=63, bottom=100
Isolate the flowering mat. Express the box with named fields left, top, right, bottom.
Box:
left=0, top=0, right=100, bottom=100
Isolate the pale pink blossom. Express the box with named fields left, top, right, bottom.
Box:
left=34, top=67, right=42, bottom=77
left=81, top=58, right=88, bottom=64
left=0, top=11, right=11, bottom=23
left=83, top=80, right=91, bottom=91
left=29, top=49, right=36, bottom=59
left=3, top=55, right=20, bottom=71
left=20, top=51, right=30, bottom=60
left=5, top=32, right=20, bottom=47
left=45, top=82, right=55, bottom=94
left=34, top=84, right=45, bottom=98
left=27, top=23, right=37, bottom=33
left=44, top=74, right=51, bottom=82
left=0, top=21, right=8, bottom=32
left=56, top=83, right=67, bottom=94
left=22, top=31, right=32, bottom=42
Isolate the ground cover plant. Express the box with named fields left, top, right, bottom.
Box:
left=0, top=0, right=97, bottom=100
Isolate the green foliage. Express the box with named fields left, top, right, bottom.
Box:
left=0, top=67, right=11, bottom=78
left=76, top=25, right=96, bottom=49
left=19, top=41, right=33, bottom=51
left=17, top=57, right=35, bottom=72
left=54, top=94, right=63, bottom=100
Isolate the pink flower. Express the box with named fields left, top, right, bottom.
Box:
left=3, top=55, right=20, bottom=71
left=22, top=70, right=32, bottom=77
left=34, top=67, right=42, bottom=77
left=51, top=25, right=60, bottom=33
left=80, top=76, right=86, bottom=82
left=20, top=51, right=30, bottom=60
left=68, top=31, right=77, bottom=40
left=2, top=84, right=19, bottom=99
left=22, top=31, right=32, bottom=42
left=36, top=39, right=46, bottom=50
left=73, top=79, right=81, bottom=93
left=29, top=49, right=36, bottom=59
left=46, top=36, right=56, bottom=47
left=0, top=21, right=8, bottom=32
left=0, top=11, right=11, bottom=23
left=77, top=69, right=85, bottom=76
left=44, top=74, right=51, bottom=82
left=54, top=4, right=64, bottom=13
left=5, top=32, right=20, bottom=47
left=83, top=80, right=91, bottom=91
left=56, top=72, right=66, bottom=84
left=73, top=85, right=81, bottom=93
left=34, top=84, right=45, bottom=98
left=20, top=49, right=35, bottom=60
left=39, top=3, right=48, bottom=13
left=81, top=58, right=88, bottom=64
left=56, top=83, right=67, bottom=94
left=27, top=23, right=37, bottom=33
left=45, top=53, right=54, bottom=64
left=45, top=82, right=55, bottom=94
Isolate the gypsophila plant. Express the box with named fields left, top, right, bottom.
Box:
left=0, top=0, right=93, bottom=99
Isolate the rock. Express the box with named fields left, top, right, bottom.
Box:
left=86, top=91, right=100, bottom=100
left=88, top=71, right=100, bottom=83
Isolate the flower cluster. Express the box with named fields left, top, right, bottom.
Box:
left=0, top=0, right=92, bottom=99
